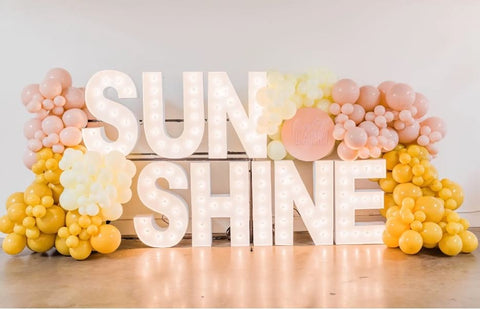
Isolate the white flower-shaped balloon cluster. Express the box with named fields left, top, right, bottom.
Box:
left=58, top=149, right=136, bottom=220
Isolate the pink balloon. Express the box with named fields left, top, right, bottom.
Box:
left=26, top=100, right=42, bottom=113
left=52, top=143, right=65, bottom=154
left=44, top=68, right=72, bottom=89
left=332, top=79, right=360, bottom=105
left=63, top=87, right=85, bottom=109
left=60, top=127, right=83, bottom=146
left=21, top=84, right=41, bottom=105
left=42, top=99, right=54, bottom=110
left=421, top=117, right=446, bottom=137
left=357, top=85, right=380, bottom=111
left=281, top=108, right=335, bottom=161
left=341, top=103, right=354, bottom=115
left=385, top=83, right=415, bottom=111
left=359, top=121, right=379, bottom=137
left=27, top=139, right=43, bottom=152
left=344, top=127, right=368, bottom=150
left=343, top=119, right=356, bottom=130
left=35, top=109, right=49, bottom=120
left=23, top=150, right=38, bottom=169
left=62, top=108, right=88, bottom=128
left=23, top=118, right=42, bottom=139
left=349, top=104, right=365, bottom=124
left=358, top=147, right=370, bottom=159
left=47, top=133, right=60, bottom=144
left=377, top=81, right=395, bottom=106
left=397, top=122, right=420, bottom=144
left=426, top=144, right=439, bottom=156
left=34, top=130, right=46, bottom=140
left=413, top=93, right=429, bottom=119
left=42, top=115, right=64, bottom=134
left=329, top=103, right=341, bottom=115
left=51, top=106, right=65, bottom=116
left=337, top=142, right=358, bottom=161
left=417, top=135, right=429, bottom=146
left=53, top=95, right=66, bottom=107
left=39, top=79, right=62, bottom=99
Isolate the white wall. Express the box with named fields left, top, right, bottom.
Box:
left=1, top=0, right=479, bottom=229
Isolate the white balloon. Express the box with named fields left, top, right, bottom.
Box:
left=86, top=203, right=99, bottom=216
left=59, top=190, right=76, bottom=210
left=117, top=189, right=132, bottom=204
left=101, top=203, right=123, bottom=221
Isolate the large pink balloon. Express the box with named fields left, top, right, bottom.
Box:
left=23, top=150, right=37, bottom=169
left=344, top=127, right=368, bottom=150
left=377, top=81, right=395, bottom=106
left=39, top=79, right=62, bottom=99
left=349, top=104, right=366, bottom=124
left=23, top=118, right=42, bottom=139
left=397, top=122, right=420, bottom=144
left=44, top=68, right=72, bottom=89
left=421, top=117, right=446, bottom=137
left=332, top=79, right=360, bottom=105
left=42, top=115, right=64, bottom=134
left=337, top=141, right=358, bottom=161
left=59, top=127, right=83, bottom=146
left=385, top=83, right=415, bottom=111
left=62, top=108, right=88, bottom=128
left=63, top=87, right=85, bottom=109
left=281, top=107, right=335, bottom=161
left=413, top=93, right=429, bottom=119
left=21, top=84, right=40, bottom=105
left=357, top=85, right=380, bottom=111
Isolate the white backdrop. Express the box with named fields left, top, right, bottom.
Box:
left=1, top=0, right=479, bottom=231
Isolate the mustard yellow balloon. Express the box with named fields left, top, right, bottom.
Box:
left=13, top=224, right=26, bottom=235
left=90, top=224, right=121, bottom=254
left=2, top=233, right=26, bottom=255
left=379, top=173, right=397, bottom=193
left=66, top=210, right=80, bottom=226
left=0, top=215, right=14, bottom=233
left=7, top=203, right=26, bottom=223
left=413, top=196, right=444, bottom=223
left=383, top=151, right=399, bottom=171
left=49, top=184, right=63, bottom=204
left=392, top=164, right=413, bottom=183
left=78, top=215, right=91, bottom=228
left=381, top=194, right=396, bottom=217
left=55, top=235, right=70, bottom=256
left=385, top=217, right=409, bottom=238
left=27, top=233, right=55, bottom=253
left=386, top=205, right=399, bottom=219
left=423, top=242, right=437, bottom=249
left=439, top=234, right=462, bottom=256
left=26, top=227, right=40, bottom=239
left=420, top=222, right=442, bottom=245
left=458, top=230, right=478, bottom=253
left=6, top=192, right=24, bottom=208
left=393, top=183, right=422, bottom=205
left=399, top=230, right=423, bottom=255
left=24, top=183, right=52, bottom=200
left=36, top=205, right=65, bottom=234
left=382, top=230, right=399, bottom=248
left=69, top=240, right=92, bottom=260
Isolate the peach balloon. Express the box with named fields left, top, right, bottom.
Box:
left=359, top=121, right=379, bottom=137
left=45, top=68, right=72, bottom=89
left=39, top=79, right=62, bottom=99
left=344, top=127, right=368, bottom=150
left=421, top=117, right=446, bottom=137
left=357, top=85, right=380, bottom=111
left=24, top=118, right=42, bottom=139
left=63, top=87, right=85, bottom=109
left=349, top=104, right=365, bottom=124
left=21, top=84, right=40, bottom=105
left=23, top=150, right=37, bottom=169
left=42, top=115, right=64, bottom=134
left=332, top=79, right=360, bottom=105
left=281, top=107, right=335, bottom=161
left=60, top=127, right=83, bottom=146
left=337, top=141, right=358, bottom=161
left=397, top=122, right=420, bottom=144
left=62, top=108, right=88, bottom=128
left=385, top=83, right=415, bottom=111
left=377, top=81, right=395, bottom=105
left=52, top=144, right=65, bottom=153
left=413, top=93, right=429, bottom=119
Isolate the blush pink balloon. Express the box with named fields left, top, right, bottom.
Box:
left=426, top=144, right=439, bottom=156
left=344, top=127, right=368, bottom=150
left=281, top=107, right=335, bottom=161
left=385, top=83, right=415, bottom=111
left=62, top=108, right=88, bottom=128
left=60, top=127, right=83, bottom=146
left=377, top=81, right=395, bottom=106
left=397, top=122, right=420, bottom=144
left=421, top=117, right=446, bottom=137
left=82, top=107, right=95, bottom=120
left=349, top=104, right=366, bottom=124
left=359, top=120, right=379, bottom=137
left=332, top=79, right=360, bottom=105
left=39, top=79, right=62, bottom=99
left=24, top=118, right=42, bottom=139
left=21, top=84, right=41, bottom=105
left=27, top=139, right=43, bottom=152
left=413, top=93, right=429, bottom=119
left=42, top=115, right=64, bottom=134
left=23, top=150, right=38, bottom=169
left=35, top=109, right=49, bottom=120
left=26, top=100, right=42, bottom=113
left=52, top=144, right=65, bottom=154
left=51, top=106, right=65, bottom=116
left=357, top=85, right=380, bottom=111
left=44, top=68, right=72, bottom=89
left=337, top=141, right=358, bottom=161
left=63, top=87, right=85, bottom=109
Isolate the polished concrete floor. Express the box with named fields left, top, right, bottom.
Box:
left=0, top=229, right=479, bottom=308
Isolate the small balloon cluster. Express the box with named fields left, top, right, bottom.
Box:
left=329, top=79, right=446, bottom=160
left=22, top=68, right=89, bottom=169
left=255, top=69, right=337, bottom=160
left=380, top=145, right=478, bottom=256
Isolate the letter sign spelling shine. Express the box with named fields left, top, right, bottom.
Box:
left=84, top=71, right=385, bottom=248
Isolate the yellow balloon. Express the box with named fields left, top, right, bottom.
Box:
left=392, top=164, right=413, bottom=183
left=7, top=203, right=26, bottom=223
left=69, top=240, right=92, bottom=260
left=386, top=205, right=399, bottom=219
left=66, top=235, right=79, bottom=248
left=54, top=236, right=70, bottom=256
left=45, top=158, right=58, bottom=170
left=24, top=183, right=52, bottom=201
left=27, top=233, right=55, bottom=253
left=2, top=233, right=26, bottom=255
left=439, top=234, right=462, bottom=256
left=399, top=230, right=423, bottom=255
left=41, top=196, right=54, bottom=208
left=69, top=223, right=81, bottom=236
left=385, top=217, right=409, bottom=238
left=22, top=216, right=36, bottom=228
left=87, top=224, right=99, bottom=236
left=44, top=170, right=60, bottom=184
left=37, top=148, right=53, bottom=161
left=381, top=194, right=396, bottom=217
left=36, top=206, right=66, bottom=234
left=48, top=184, right=64, bottom=204
left=58, top=226, right=70, bottom=238
left=90, top=224, right=121, bottom=254
left=420, top=222, right=442, bottom=245
left=78, top=215, right=91, bottom=228
left=0, top=215, right=14, bottom=233
left=25, top=227, right=40, bottom=239
left=393, top=183, right=422, bottom=205
left=379, top=173, right=397, bottom=193
left=32, top=205, right=47, bottom=218
left=6, top=192, right=24, bottom=208
left=13, top=224, right=26, bottom=235
left=413, top=196, right=444, bottom=223
left=66, top=210, right=80, bottom=226
left=383, top=151, right=399, bottom=171
left=382, top=230, right=399, bottom=248
left=458, top=230, right=478, bottom=253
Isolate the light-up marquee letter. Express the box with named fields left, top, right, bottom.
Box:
left=83, top=70, right=139, bottom=155
left=274, top=160, right=334, bottom=246
left=334, top=159, right=386, bottom=245
left=252, top=161, right=273, bottom=246
left=208, top=72, right=267, bottom=158
left=191, top=162, right=250, bottom=247
left=143, top=72, right=205, bottom=158
left=134, top=162, right=189, bottom=247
